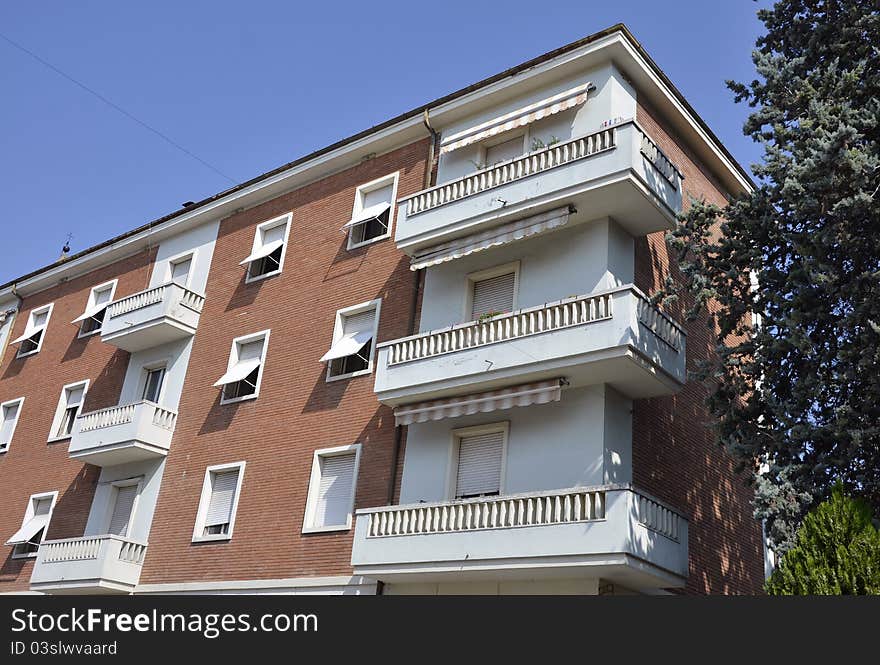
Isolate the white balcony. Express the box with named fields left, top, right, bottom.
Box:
left=374, top=285, right=685, bottom=406
left=101, top=282, right=205, bottom=352
left=30, top=535, right=147, bottom=594
left=395, top=122, right=682, bottom=256
left=68, top=401, right=177, bottom=466
left=351, top=485, right=688, bottom=591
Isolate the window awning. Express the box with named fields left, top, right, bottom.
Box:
left=5, top=512, right=50, bottom=546
left=10, top=327, right=42, bottom=345
left=439, top=82, right=593, bottom=155
left=239, top=239, right=285, bottom=266
left=393, top=379, right=565, bottom=426
left=320, top=330, right=372, bottom=363
left=71, top=302, right=110, bottom=325
left=213, top=358, right=262, bottom=387
left=341, top=202, right=391, bottom=232
left=410, top=206, right=572, bottom=271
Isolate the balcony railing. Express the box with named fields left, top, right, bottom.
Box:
left=402, top=128, right=616, bottom=217
left=366, top=487, right=607, bottom=538
left=30, top=535, right=147, bottom=594
left=387, top=292, right=615, bottom=366
left=106, top=283, right=204, bottom=319
left=69, top=400, right=177, bottom=465
left=77, top=401, right=177, bottom=434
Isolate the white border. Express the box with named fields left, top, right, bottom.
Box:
left=46, top=379, right=89, bottom=443
left=325, top=299, right=382, bottom=382
left=76, top=279, right=118, bottom=338
left=219, top=329, right=271, bottom=405
left=11, top=490, right=58, bottom=559
left=347, top=173, right=399, bottom=250
left=446, top=421, right=510, bottom=500
left=15, top=302, right=54, bottom=358
left=0, top=396, right=24, bottom=454
left=302, top=443, right=362, bottom=534
left=164, top=249, right=198, bottom=288
left=464, top=261, right=520, bottom=322
left=244, top=212, right=292, bottom=283
left=192, top=461, right=246, bottom=543
left=100, top=477, right=144, bottom=537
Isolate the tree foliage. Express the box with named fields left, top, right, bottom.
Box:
left=766, top=483, right=880, bottom=594
left=663, top=0, right=880, bottom=550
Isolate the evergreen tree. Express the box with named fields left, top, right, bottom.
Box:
left=662, top=0, right=880, bottom=550
left=766, top=483, right=880, bottom=594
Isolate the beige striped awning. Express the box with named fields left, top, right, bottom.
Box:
left=409, top=206, right=572, bottom=271
left=439, top=82, right=593, bottom=155
left=393, top=379, right=565, bottom=426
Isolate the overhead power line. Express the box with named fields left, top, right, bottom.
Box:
left=0, top=31, right=238, bottom=185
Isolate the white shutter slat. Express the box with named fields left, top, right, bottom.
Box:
left=456, top=431, right=504, bottom=498
left=171, top=258, right=192, bottom=285
left=237, top=339, right=265, bottom=362
left=205, top=470, right=239, bottom=526
left=261, top=223, right=287, bottom=246
left=342, top=309, right=376, bottom=336
left=66, top=386, right=85, bottom=408
left=314, top=453, right=356, bottom=527
left=471, top=272, right=515, bottom=319
left=34, top=498, right=53, bottom=516
left=108, top=485, right=138, bottom=536
left=1, top=403, right=20, bottom=445
left=361, top=184, right=393, bottom=210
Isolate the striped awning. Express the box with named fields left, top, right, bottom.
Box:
left=439, top=82, right=593, bottom=155
left=409, top=206, right=572, bottom=271
left=393, top=379, right=565, bottom=426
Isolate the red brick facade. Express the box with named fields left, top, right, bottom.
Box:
left=0, top=248, right=157, bottom=592
left=633, top=100, right=764, bottom=594
left=138, top=139, right=430, bottom=585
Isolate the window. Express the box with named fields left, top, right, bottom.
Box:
left=72, top=280, right=117, bottom=337
left=0, top=397, right=24, bottom=453
left=12, top=303, right=53, bottom=357
left=451, top=424, right=508, bottom=499
left=142, top=366, right=166, bottom=404
left=303, top=445, right=361, bottom=533
left=484, top=134, right=526, bottom=167
left=344, top=173, right=398, bottom=249
left=214, top=330, right=270, bottom=403
left=168, top=253, right=194, bottom=287
left=6, top=492, right=57, bottom=558
left=192, top=462, right=245, bottom=542
left=106, top=480, right=140, bottom=537
left=468, top=263, right=519, bottom=321
left=241, top=213, right=291, bottom=281
left=321, top=300, right=380, bottom=381
left=49, top=380, right=88, bottom=441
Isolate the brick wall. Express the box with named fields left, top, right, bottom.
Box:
left=634, top=100, right=764, bottom=594
left=0, top=248, right=157, bottom=592
left=139, top=139, right=430, bottom=585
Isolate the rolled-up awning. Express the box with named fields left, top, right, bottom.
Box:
left=5, top=511, right=50, bottom=546
left=71, top=302, right=110, bottom=325
left=440, top=82, right=592, bottom=155
left=320, top=330, right=373, bottom=362
left=239, top=239, right=285, bottom=266
left=213, top=358, right=262, bottom=387
left=341, top=202, right=391, bottom=232
left=410, top=206, right=572, bottom=271
left=393, top=379, right=565, bottom=426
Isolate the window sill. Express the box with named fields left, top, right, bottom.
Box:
left=326, top=367, right=373, bottom=383
left=76, top=329, right=102, bottom=339
left=191, top=534, right=233, bottom=543
left=15, top=349, right=40, bottom=359
left=220, top=392, right=259, bottom=406
left=46, top=435, right=72, bottom=444
left=245, top=269, right=282, bottom=285
left=347, top=233, right=391, bottom=251
left=11, top=551, right=38, bottom=560
left=302, top=524, right=352, bottom=534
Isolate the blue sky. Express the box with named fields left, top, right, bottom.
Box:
left=0, top=1, right=770, bottom=284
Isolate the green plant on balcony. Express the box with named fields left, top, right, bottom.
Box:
left=478, top=311, right=505, bottom=322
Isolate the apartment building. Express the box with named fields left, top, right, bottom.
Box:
left=0, top=24, right=764, bottom=595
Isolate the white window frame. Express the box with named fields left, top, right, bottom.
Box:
left=244, top=213, right=292, bottom=283
left=15, top=303, right=54, bottom=358
left=218, top=330, right=271, bottom=405
left=464, top=261, right=520, bottom=322
left=302, top=444, right=362, bottom=534
left=446, top=422, right=510, bottom=500
left=47, top=379, right=89, bottom=443
left=325, top=299, right=382, bottom=383
left=100, top=477, right=143, bottom=537
left=165, top=249, right=197, bottom=289
left=138, top=360, right=170, bottom=405
left=346, top=172, right=399, bottom=250
left=0, top=396, right=25, bottom=454
left=11, top=490, right=58, bottom=559
left=192, top=461, right=246, bottom=543
left=76, top=279, right=118, bottom=338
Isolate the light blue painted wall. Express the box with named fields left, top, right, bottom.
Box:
left=84, top=458, right=166, bottom=542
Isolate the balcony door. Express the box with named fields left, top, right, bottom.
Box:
left=106, top=482, right=139, bottom=538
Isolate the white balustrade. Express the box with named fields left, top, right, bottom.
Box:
left=636, top=295, right=683, bottom=351
left=106, top=282, right=204, bottom=319
left=636, top=493, right=682, bottom=542
left=76, top=401, right=177, bottom=434
left=639, top=131, right=679, bottom=186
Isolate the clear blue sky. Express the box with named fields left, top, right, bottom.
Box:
left=0, top=1, right=770, bottom=284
